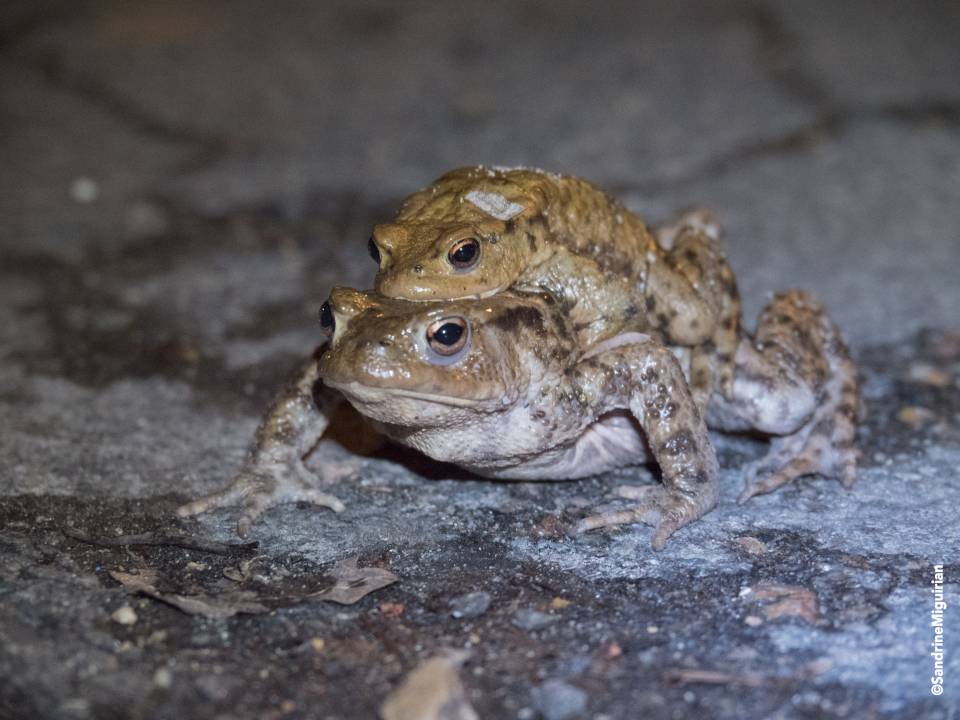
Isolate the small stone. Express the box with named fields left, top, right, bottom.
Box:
left=530, top=679, right=587, bottom=720
left=744, top=615, right=764, bottom=627
left=907, top=361, right=951, bottom=387
left=602, top=641, right=622, bottom=658
left=512, top=608, right=557, bottom=631
left=124, top=199, right=171, bottom=238
left=896, top=406, right=935, bottom=426
left=153, top=667, right=173, bottom=689
left=736, top=536, right=768, bottom=556
left=69, top=176, right=100, bottom=204
left=549, top=597, right=571, bottom=610
left=111, top=605, right=138, bottom=625
left=449, top=591, right=492, bottom=619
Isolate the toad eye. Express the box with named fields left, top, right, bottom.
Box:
left=426, top=317, right=469, bottom=359
left=319, top=301, right=335, bottom=336
left=367, top=237, right=381, bottom=265
left=447, top=237, right=480, bottom=270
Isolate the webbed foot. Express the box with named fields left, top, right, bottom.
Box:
left=577, top=484, right=712, bottom=551
left=737, top=410, right=859, bottom=503
left=177, top=457, right=353, bottom=537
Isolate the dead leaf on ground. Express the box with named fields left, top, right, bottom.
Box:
left=663, top=659, right=831, bottom=687
left=663, top=668, right=768, bottom=687
left=735, top=536, right=767, bottom=556
left=110, top=570, right=269, bottom=618
left=311, top=557, right=398, bottom=605
left=111, top=556, right=399, bottom=617
left=531, top=513, right=567, bottom=539
left=746, top=582, right=820, bottom=625
left=907, top=361, right=951, bottom=387
left=65, top=528, right=258, bottom=555
left=380, top=650, right=477, bottom=720
left=379, top=601, right=406, bottom=618
left=897, top=405, right=936, bottom=426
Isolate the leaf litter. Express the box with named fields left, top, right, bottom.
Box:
left=110, top=555, right=398, bottom=618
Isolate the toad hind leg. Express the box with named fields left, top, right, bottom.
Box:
left=706, top=290, right=859, bottom=502
left=649, top=210, right=741, bottom=405
left=572, top=334, right=720, bottom=550
left=177, top=353, right=351, bottom=537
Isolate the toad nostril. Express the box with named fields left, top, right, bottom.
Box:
left=319, top=301, right=335, bottom=334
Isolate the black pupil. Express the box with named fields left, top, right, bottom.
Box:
left=433, top=322, right=464, bottom=346
left=451, top=241, right=477, bottom=264
left=320, top=301, right=335, bottom=330
left=367, top=237, right=381, bottom=264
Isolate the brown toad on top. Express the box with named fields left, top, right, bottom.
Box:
left=368, top=166, right=741, bottom=408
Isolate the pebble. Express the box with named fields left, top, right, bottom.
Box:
left=111, top=605, right=138, bottom=625
left=69, top=177, right=100, bottom=204
left=897, top=406, right=935, bottom=426
left=530, top=679, right=587, bottom=720
left=512, top=608, right=557, bottom=631
left=449, top=591, right=492, bottom=619
left=153, top=667, right=173, bottom=689
left=907, top=361, right=951, bottom=387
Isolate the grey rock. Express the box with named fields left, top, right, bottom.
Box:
left=531, top=680, right=588, bottom=720
left=512, top=609, right=558, bottom=631
left=449, top=591, right=492, bottom=619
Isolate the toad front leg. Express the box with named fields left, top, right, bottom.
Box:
left=177, top=353, right=350, bottom=536
left=572, top=334, right=720, bottom=550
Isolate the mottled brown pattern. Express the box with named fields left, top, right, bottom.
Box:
left=368, top=167, right=742, bottom=403
left=181, top=195, right=860, bottom=549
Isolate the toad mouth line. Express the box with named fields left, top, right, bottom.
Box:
left=322, top=379, right=493, bottom=407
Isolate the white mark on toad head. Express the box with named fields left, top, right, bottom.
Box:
left=464, top=190, right=525, bottom=221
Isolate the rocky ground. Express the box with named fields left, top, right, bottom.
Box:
left=1, top=2, right=959, bottom=718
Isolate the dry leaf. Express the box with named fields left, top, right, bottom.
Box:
left=111, top=556, right=398, bottom=617
left=379, top=602, right=406, bottom=618
left=907, top=362, right=951, bottom=387
left=663, top=668, right=768, bottom=687
left=110, top=571, right=269, bottom=618
left=380, top=650, right=477, bottom=720
left=748, top=582, right=819, bottom=625
left=735, top=536, right=767, bottom=556
left=312, top=557, right=398, bottom=605
left=897, top=406, right=935, bottom=426
left=222, top=567, right=246, bottom=582
left=531, top=514, right=566, bottom=539
left=601, top=641, right=622, bottom=659
left=663, top=659, right=831, bottom=687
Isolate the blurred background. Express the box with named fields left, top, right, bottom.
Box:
left=2, top=2, right=959, bottom=719
left=4, top=0, right=960, bottom=350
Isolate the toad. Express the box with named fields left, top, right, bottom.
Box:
left=367, top=166, right=741, bottom=408
left=178, top=285, right=858, bottom=550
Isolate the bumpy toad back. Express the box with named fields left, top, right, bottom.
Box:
left=368, top=165, right=742, bottom=405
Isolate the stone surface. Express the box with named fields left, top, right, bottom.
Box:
left=1, top=2, right=959, bottom=719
